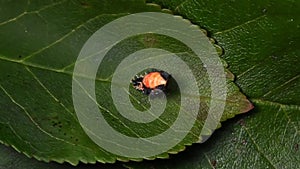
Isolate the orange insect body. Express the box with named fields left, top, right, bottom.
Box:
left=142, top=72, right=167, bottom=89
left=131, top=70, right=170, bottom=95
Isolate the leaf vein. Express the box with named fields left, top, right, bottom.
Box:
left=203, top=152, right=215, bottom=169
left=262, top=74, right=300, bottom=98
left=21, top=13, right=125, bottom=62
left=7, top=122, right=44, bottom=154
left=73, top=78, right=144, bottom=138
left=252, top=99, right=300, bottom=109
left=0, top=55, right=110, bottom=83
left=174, top=0, right=190, bottom=11
left=253, top=99, right=300, bottom=133
left=214, top=15, right=267, bottom=35
left=25, top=66, right=76, bottom=119
left=236, top=64, right=258, bottom=78
left=0, top=0, right=68, bottom=26
left=0, top=84, right=96, bottom=153
left=243, top=126, right=277, bottom=169
left=281, top=105, right=299, bottom=136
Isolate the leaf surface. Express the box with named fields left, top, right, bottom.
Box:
left=124, top=0, right=300, bottom=168
left=0, top=0, right=252, bottom=165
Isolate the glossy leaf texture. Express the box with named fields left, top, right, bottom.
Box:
left=124, top=0, right=300, bottom=168
left=0, top=0, right=252, bottom=166
left=0, top=144, right=126, bottom=169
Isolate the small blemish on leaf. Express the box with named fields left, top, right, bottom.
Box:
left=237, top=119, right=246, bottom=126
left=52, top=121, right=63, bottom=128
left=232, top=138, right=237, bottom=143
left=270, top=55, right=277, bottom=60
left=294, top=143, right=299, bottom=152
left=80, top=1, right=91, bottom=8
left=51, top=121, right=58, bottom=127
left=211, top=159, right=217, bottom=168
left=143, top=34, right=157, bottom=47
left=18, top=55, right=22, bottom=58
left=242, top=139, right=247, bottom=145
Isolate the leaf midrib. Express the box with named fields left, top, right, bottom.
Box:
left=3, top=54, right=300, bottom=110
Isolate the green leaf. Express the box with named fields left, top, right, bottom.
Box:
left=0, top=0, right=252, bottom=166
left=124, top=0, right=300, bottom=168
left=125, top=101, right=300, bottom=169
left=0, top=144, right=124, bottom=169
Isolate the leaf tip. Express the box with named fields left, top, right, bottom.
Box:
left=242, top=99, right=254, bottom=113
